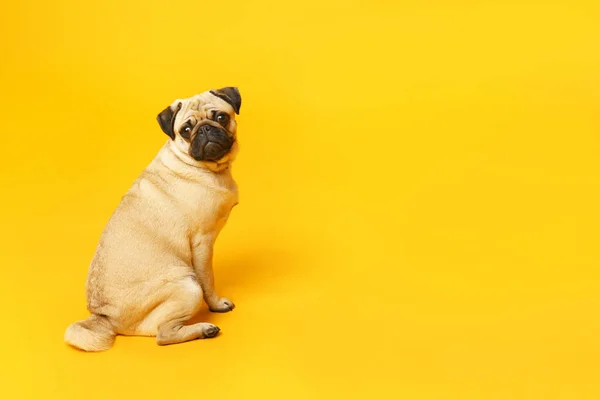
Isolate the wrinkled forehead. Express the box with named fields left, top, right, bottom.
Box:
left=179, top=92, right=235, bottom=118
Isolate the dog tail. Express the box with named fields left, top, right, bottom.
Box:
left=64, top=314, right=116, bottom=352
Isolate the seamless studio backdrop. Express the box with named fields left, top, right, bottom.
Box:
left=1, top=1, right=600, bottom=399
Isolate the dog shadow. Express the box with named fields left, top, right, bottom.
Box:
left=187, top=245, right=293, bottom=325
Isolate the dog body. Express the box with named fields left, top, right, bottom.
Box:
left=65, top=88, right=242, bottom=351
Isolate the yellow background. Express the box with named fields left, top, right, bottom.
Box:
left=1, top=0, right=599, bottom=398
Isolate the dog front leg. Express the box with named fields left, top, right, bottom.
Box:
left=192, top=234, right=235, bottom=313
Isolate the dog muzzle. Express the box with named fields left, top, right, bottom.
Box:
left=190, top=124, right=234, bottom=162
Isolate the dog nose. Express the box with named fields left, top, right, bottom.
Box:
left=199, top=124, right=212, bottom=135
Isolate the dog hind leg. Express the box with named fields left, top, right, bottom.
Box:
left=136, top=275, right=220, bottom=345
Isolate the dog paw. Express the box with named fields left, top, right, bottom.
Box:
left=209, top=297, right=235, bottom=313
left=202, top=324, right=220, bottom=338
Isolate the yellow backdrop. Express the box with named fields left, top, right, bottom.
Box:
left=1, top=0, right=599, bottom=399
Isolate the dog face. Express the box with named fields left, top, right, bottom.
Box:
left=157, top=87, right=241, bottom=164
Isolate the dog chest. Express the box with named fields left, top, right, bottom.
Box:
left=185, top=179, right=238, bottom=234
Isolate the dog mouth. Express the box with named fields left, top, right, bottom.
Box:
left=189, top=124, right=234, bottom=162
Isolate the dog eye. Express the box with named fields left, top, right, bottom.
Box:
left=215, top=113, right=230, bottom=127
left=180, top=125, right=193, bottom=139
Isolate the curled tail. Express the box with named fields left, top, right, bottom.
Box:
left=64, top=314, right=116, bottom=352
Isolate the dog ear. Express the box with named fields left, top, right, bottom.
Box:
left=157, top=102, right=182, bottom=140
left=210, top=87, right=241, bottom=114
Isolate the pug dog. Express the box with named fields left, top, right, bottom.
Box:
left=64, top=87, right=242, bottom=351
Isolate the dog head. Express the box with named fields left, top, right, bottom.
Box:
left=157, top=87, right=241, bottom=166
